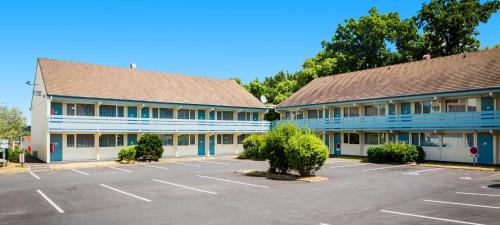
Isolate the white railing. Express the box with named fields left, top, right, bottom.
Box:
left=49, top=115, right=270, bottom=133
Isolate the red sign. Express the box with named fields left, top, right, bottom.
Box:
left=470, top=147, right=478, bottom=155
left=27, top=146, right=32, bottom=153
left=336, top=143, right=341, bottom=149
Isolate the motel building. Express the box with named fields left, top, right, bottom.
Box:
left=275, top=49, right=500, bottom=165
left=31, top=59, right=270, bottom=163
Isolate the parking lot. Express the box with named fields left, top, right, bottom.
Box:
left=0, top=157, right=499, bottom=225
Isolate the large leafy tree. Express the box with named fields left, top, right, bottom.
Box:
left=417, top=0, right=500, bottom=56
left=0, top=105, right=26, bottom=142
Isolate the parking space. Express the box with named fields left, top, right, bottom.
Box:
left=0, top=157, right=498, bottom=225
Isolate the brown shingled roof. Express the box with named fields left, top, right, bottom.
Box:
left=278, top=48, right=500, bottom=108
left=38, top=58, right=266, bottom=109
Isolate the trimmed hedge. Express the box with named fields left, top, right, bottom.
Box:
left=118, top=145, right=136, bottom=163
left=263, top=123, right=301, bottom=174
left=135, top=134, right=164, bottom=162
left=415, top=146, right=426, bottom=163
left=239, top=134, right=266, bottom=160
left=367, top=142, right=418, bottom=163
left=287, top=133, right=329, bottom=176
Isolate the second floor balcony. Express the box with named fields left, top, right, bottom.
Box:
left=275, top=111, right=500, bottom=131
left=49, top=115, right=271, bottom=133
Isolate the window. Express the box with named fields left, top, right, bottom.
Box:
left=445, top=98, right=476, bottom=113
left=285, top=112, right=291, bottom=120
left=415, top=101, right=434, bottom=114
left=420, top=133, right=440, bottom=147
left=343, top=133, right=360, bottom=144
left=307, top=109, right=323, bottom=119
left=217, top=111, right=233, bottom=120
left=152, top=108, right=159, bottom=118
left=117, top=134, right=124, bottom=146
left=67, top=134, right=75, bottom=147
left=178, top=134, right=190, bottom=146
left=365, top=133, right=379, bottom=145
left=466, top=98, right=477, bottom=112
left=379, top=133, right=386, bottom=144
left=178, top=109, right=196, bottom=119
left=465, top=133, right=474, bottom=147
left=217, top=134, right=222, bottom=144
left=343, top=107, right=359, bottom=117
left=99, top=105, right=124, bottom=117
left=295, top=111, right=303, bottom=119
left=389, top=133, right=396, bottom=143
left=66, top=104, right=95, bottom=116
left=237, top=112, right=251, bottom=121
left=190, top=134, right=196, bottom=145
left=159, top=134, right=173, bottom=146
left=365, top=105, right=385, bottom=116
left=99, top=134, right=116, bottom=147
left=152, top=108, right=173, bottom=119
left=77, top=134, right=94, bottom=147
left=223, top=134, right=233, bottom=144
left=237, top=134, right=247, bottom=144
left=411, top=133, right=419, bottom=146
left=442, top=133, right=463, bottom=148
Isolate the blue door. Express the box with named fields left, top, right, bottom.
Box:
left=128, top=106, right=137, bottom=117
left=333, top=133, right=341, bottom=156
left=398, top=132, right=409, bottom=143
left=400, top=103, right=411, bottom=115
left=128, top=134, right=137, bottom=145
left=141, top=107, right=149, bottom=118
left=209, top=135, right=215, bottom=155
left=209, top=111, right=215, bottom=120
left=477, top=133, right=493, bottom=165
left=324, top=134, right=330, bottom=149
left=481, top=96, right=494, bottom=111
left=51, top=103, right=62, bottom=115
left=198, top=110, right=206, bottom=120
left=253, top=112, right=259, bottom=121
left=50, top=134, right=62, bottom=161
left=198, top=134, right=206, bottom=155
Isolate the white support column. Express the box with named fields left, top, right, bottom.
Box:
left=205, top=133, right=210, bottom=158
left=95, top=133, right=100, bottom=161
left=233, top=133, right=239, bottom=154
left=173, top=133, right=178, bottom=157
left=45, top=132, right=50, bottom=163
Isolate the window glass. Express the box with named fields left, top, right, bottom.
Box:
left=100, top=105, right=116, bottom=117
left=349, top=107, right=359, bottom=117
left=295, top=111, right=303, bottom=119
left=365, top=105, right=379, bottom=116
left=237, top=112, right=251, bottom=121
left=285, top=112, right=291, bottom=120
left=379, top=133, right=386, bottom=144
left=178, top=109, right=191, bottom=119
left=67, top=104, right=75, bottom=116
left=67, top=134, right=75, bottom=147
left=237, top=134, right=247, bottom=144
left=117, top=134, right=124, bottom=146
left=349, top=133, right=360, bottom=144
left=222, top=111, right=233, bottom=120
left=442, top=133, right=463, bottom=148
left=160, top=108, right=173, bottom=119
left=423, top=101, right=432, bottom=114
left=365, top=133, right=379, bottom=145
left=420, top=133, right=440, bottom=147
left=190, top=134, right=196, bottom=145
left=467, top=98, right=477, bottom=112
left=343, top=108, right=349, bottom=117
left=343, top=133, right=349, bottom=144
left=217, top=134, right=222, bottom=144
left=319, top=110, right=323, bottom=118
left=446, top=99, right=466, bottom=112
left=190, top=110, right=196, bottom=120
left=99, top=134, right=116, bottom=147
left=77, top=134, right=94, bottom=147
left=389, top=133, right=396, bottom=142
left=76, top=104, right=95, bottom=116
left=415, top=102, right=422, bottom=114
left=152, top=108, right=159, bottom=118
left=178, top=134, right=190, bottom=146
left=465, top=133, right=474, bottom=147
left=223, top=134, right=233, bottom=144
left=379, top=105, right=385, bottom=115
left=431, top=101, right=440, bottom=113
left=159, top=134, right=173, bottom=146
left=308, top=110, right=318, bottom=119
left=411, top=133, right=419, bottom=146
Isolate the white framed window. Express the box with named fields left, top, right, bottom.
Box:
left=414, top=101, right=438, bottom=114
left=178, top=134, right=195, bottom=146
left=99, top=134, right=124, bottom=147
left=364, top=132, right=385, bottom=145
left=217, top=111, right=233, bottom=120
left=442, top=133, right=463, bottom=148
left=159, top=134, right=173, bottom=146
left=178, top=109, right=196, bottom=120
left=295, top=111, right=304, bottom=119
left=365, top=105, right=385, bottom=116
left=217, top=134, right=234, bottom=144
left=67, top=104, right=95, bottom=116
left=412, top=133, right=441, bottom=147
left=67, top=134, right=75, bottom=147
left=343, top=133, right=360, bottom=144
left=237, top=134, right=248, bottom=144
left=343, top=107, right=359, bottom=117
left=445, top=98, right=477, bottom=113
left=237, top=112, right=251, bottom=121
left=307, top=109, right=323, bottom=119
left=77, top=134, right=95, bottom=147
left=99, top=105, right=124, bottom=117
left=152, top=108, right=174, bottom=119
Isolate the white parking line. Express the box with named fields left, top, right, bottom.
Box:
left=37, top=190, right=64, bottom=213
left=456, top=192, right=500, bottom=197
left=196, top=175, right=270, bottom=188
left=198, top=160, right=230, bottom=166
left=364, top=165, right=408, bottom=171
left=109, top=166, right=132, bottom=172
left=152, top=179, right=217, bottom=195
left=30, top=171, right=40, bottom=180
left=100, top=184, right=151, bottom=202
left=475, top=173, right=500, bottom=180
left=380, top=210, right=483, bottom=225
left=330, top=163, right=371, bottom=169
left=174, top=162, right=201, bottom=167
left=71, top=169, right=90, bottom=176
left=424, top=200, right=500, bottom=210
left=143, top=164, right=169, bottom=170
left=403, top=168, right=442, bottom=175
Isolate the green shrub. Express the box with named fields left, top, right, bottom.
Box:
left=135, top=134, right=164, bottom=162
left=415, top=146, right=426, bottom=163
left=367, top=142, right=418, bottom=163
left=239, top=134, right=266, bottom=160
left=7, top=147, right=29, bottom=163
left=118, top=145, right=136, bottom=163
left=264, top=123, right=301, bottom=174
left=287, top=133, right=329, bottom=176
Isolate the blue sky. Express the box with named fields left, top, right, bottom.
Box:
left=1, top=0, right=499, bottom=125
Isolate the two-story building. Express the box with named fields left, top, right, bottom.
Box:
left=276, top=49, right=500, bottom=165
left=31, top=58, right=269, bottom=163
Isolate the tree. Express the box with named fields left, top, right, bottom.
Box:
left=0, top=105, right=26, bottom=142
left=417, top=0, right=500, bottom=57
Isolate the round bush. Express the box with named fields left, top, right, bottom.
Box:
left=135, top=134, right=164, bottom=162
left=263, top=123, right=301, bottom=174
left=287, top=133, right=328, bottom=176
left=367, top=142, right=418, bottom=163
left=118, top=145, right=136, bottom=163
left=239, top=134, right=266, bottom=160
left=366, top=145, right=386, bottom=163
left=415, top=146, right=426, bottom=163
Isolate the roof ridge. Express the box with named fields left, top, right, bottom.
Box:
left=37, top=57, right=235, bottom=82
